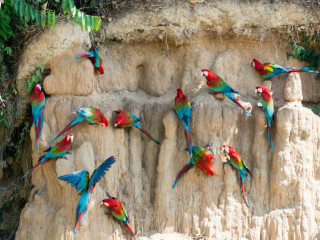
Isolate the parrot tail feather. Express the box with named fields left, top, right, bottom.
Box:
left=20, top=161, right=42, bottom=180
left=125, top=223, right=138, bottom=240
left=289, top=68, right=319, bottom=74
left=267, top=121, right=274, bottom=151
left=172, top=161, right=194, bottom=189
left=35, top=113, right=43, bottom=154
left=137, top=127, right=160, bottom=144
left=225, top=93, right=252, bottom=117
left=48, top=115, right=84, bottom=144
left=240, top=176, right=249, bottom=207
left=184, top=128, right=192, bottom=156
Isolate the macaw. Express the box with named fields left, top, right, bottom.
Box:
left=256, top=86, right=274, bottom=151
left=58, top=156, right=116, bottom=238
left=222, top=145, right=252, bottom=207
left=76, top=43, right=104, bottom=74
left=101, top=193, right=138, bottom=240
left=31, top=84, right=45, bottom=153
left=252, top=59, right=319, bottom=80
left=21, top=133, right=74, bottom=180
left=175, top=89, right=192, bottom=155
left=172, top=146, right=215, bottom=188
left=114, top=110, right=159, bottom=144
left=201, top=69, right=252, bottom=117
left=48, top=107, right=108, bottom=144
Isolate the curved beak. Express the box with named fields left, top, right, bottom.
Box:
left=114, top=123, right=118, bottom=127
left=200, top=72, right=204, bottom=77
left=100, top=202, right=104, bottom=206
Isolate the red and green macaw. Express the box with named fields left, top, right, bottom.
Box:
left=31, top=84, right=45, bottom=153
left=48, top=107, right=108, bottom=144
left=222, top=145, right=252, bottom=207
left=201, top=69, right=252, bottom=117
left=101, top=193, right=138, bottom=240
left=21, top=133, right=74, bottom=180
left=175, top=89, right=192, bottom=155
left=252, top=59, right=319, bottom=80
left=58, top=156, right=116, bottom=238
left=172, top=146, right=215, bottom=188
left=76, top=43, right=104, bottom=74
left=114, top=110, right=159, bottom=144
left=256, top=86, right=274, bottom=151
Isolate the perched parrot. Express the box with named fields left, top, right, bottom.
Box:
left=222, top=145, right=252, bottom=207
left=256, top=86, right=274, bottom=151
left=58, top=156, right=116, bottom=238
left=48, top=107, right=108, bottom=144
left=31, top=84, right=45, bottom=153
left=76, top=43, right=104, bottom=74
left=21, top=133, right=74, bottom=180
left=175, top=89, right=192, bottom=155
left=114, top=110, right=159, bottom=144
left=172, top=146, right=215, bottom=188
left=101, top=193, right=138, bottom=240
left=201, top=69, right=252, bottom=117
left=252, top=59, right=319, bottom=80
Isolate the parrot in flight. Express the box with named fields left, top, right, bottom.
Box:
left=175, top=89, right=192, bottom=155
left=252, top=59, right=319, bottom=81
left=101, top=193, right=138, bottom=240
left=31, top=84, right=45, bottom=153
left=222, top=145, right=252, bottom=207
left=58, top=156, right=116, bottom=238
left=201, top=69, right=252, bottom=117
left=48, top=106, right=108, bottom=144
left=76, top=43, right=104, bottom=74
left=256, top=86, right=274, bottom=151
left=21, top=133, right=74, bottom=180
left=172, top=146, right=215, bottom=188
left=114, top=110, right=159, bottom=144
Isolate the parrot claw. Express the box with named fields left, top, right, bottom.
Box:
left=62, top=157, right=68, bottom=160
left=66, top=151, right=72, bottom=154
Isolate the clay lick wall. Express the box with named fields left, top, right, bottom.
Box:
left=15, top=2, right=320, bottom=240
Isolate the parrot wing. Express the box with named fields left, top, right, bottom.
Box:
left=88, top=156, right=116, bottom=190
left=58, top=170, right=89, bottom=194
left=242, top=160, right=253, bottom=178
left=75, top=51, right=95, bottom=59
left=270, top=64, right=289, bottom=72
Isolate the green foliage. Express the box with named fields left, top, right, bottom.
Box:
left=16, top=121, right=29, bottom=160
left=10, top=0, right=57, bottom=28
left=27, top=64, right=44, bottom=92
left=287, top=32, right=320, bottom=79
left=62, top=0, right=101, bottom=32
left=308, top=104, right=320, bottom=116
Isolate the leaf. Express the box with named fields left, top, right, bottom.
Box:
left=61, top=0, right=68, bottom=14
left=4, top=119, right=8, bottom=127
left=19, top=0, right=25, bottom=17
left=86, top=15, right=91, bottom=32
left=41, top=12, right=46, bottom=28
left=52, top=13, right=56, bottom=27
left=48, top=11, right=52, bottom=26
left=35, top=11, right=40, bottom=24
left=36, top=69, right=41, bottom=79
left=24, top=4, right=30, bottom=23
left=14, top=0, right=20, bottom=12
left=303, top=36, right=309, bottom=44
left=95, top=17, right=101, bottom=31
left=30, top=7, right=36, bottom=20
left=40, top=64, right=44, bottom=72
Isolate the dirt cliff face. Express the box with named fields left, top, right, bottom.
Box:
left=15, top=1, right=320, bottom=240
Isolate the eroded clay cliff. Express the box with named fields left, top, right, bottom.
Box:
left=15, top=1, right=320, bottom=239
